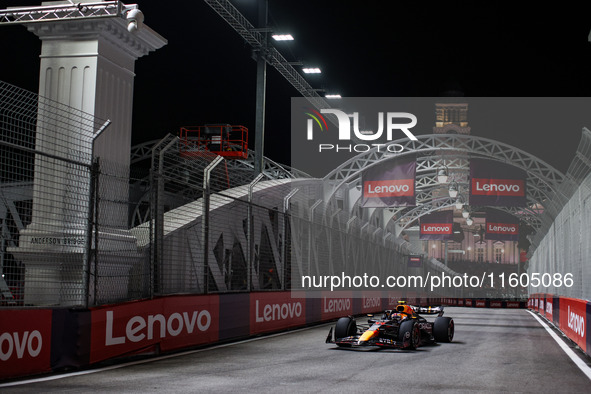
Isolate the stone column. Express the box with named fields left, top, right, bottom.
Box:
left=9, top=0, right=166, bottom=306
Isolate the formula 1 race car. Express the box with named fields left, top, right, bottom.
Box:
left=326, top=301, right=454, bottom=349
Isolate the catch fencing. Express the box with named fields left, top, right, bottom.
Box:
left=1, top=80, right=417, bottom=308
left=528, top=129, right=591, bottom=301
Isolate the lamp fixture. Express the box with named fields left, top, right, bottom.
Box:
left=125, top=7, right=144, bottom=33
left=303, top=67, right=321, bottom=74
left=462, top=208, right=470, bottom=219
left=437, top=166, right=448, bottom=184
left=448, top=182, right=459, bottom=198
left=466, top=217, right=474, bottom=226
left=272, top=34, right=294, bottom=41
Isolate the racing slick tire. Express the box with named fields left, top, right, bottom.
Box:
left=335, top=317, right=357, bottom=347
left=398, top=320, right=420, bottom=349
left=433, top=316, right=454, bottom=343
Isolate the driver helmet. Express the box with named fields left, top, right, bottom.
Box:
left=395, top=301, right=413, bottom=316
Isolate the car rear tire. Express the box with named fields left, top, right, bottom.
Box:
left=334, top=317, right=357, bottom=347
left=398, top=320, right=420, bottom=349
left=433, top=316, right=454, bottom=342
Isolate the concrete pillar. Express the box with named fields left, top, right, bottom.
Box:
left=9, top=0, right=166, bottom=306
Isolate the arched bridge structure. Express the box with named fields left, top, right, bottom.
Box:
left=321, top=133, right=583, bottom=251
left=117, top=131, right=591, bottom=301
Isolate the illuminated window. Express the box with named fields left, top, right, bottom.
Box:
left=495, top=248, right=503, bottom=263
left=477, top=247, right=485, bottom=263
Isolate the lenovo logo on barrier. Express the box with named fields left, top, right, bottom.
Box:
left=421, top=224, right=452, bottom=234
left=0, top=331, right=42, bottom=361
left=323, top=297, right=351, bottom=313
left=364, top=179, right=414, bottom=197
left=255, top=300, right=302, bottom=322
left=0, top=310, right=52, bottom=379
left=388, top=296, right=398, bottom=307
left=567, top=306, right=585, bottom=338
left=363, top=297, right=381, bottom=309
left=472, top=178, right=525, bottom=196
left=105, top=309, right=211, bottom=346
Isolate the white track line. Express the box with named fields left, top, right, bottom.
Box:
left=0, top=322, right=332, bottom=388
left=527, top=310, right=591, bottom=381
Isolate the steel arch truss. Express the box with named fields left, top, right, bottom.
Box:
left=394, top=197, right=545, bottom=233
left=323, top=134, right=575, bottom=242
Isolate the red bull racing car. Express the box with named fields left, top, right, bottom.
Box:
left=326, top=301, right=454, bottom=349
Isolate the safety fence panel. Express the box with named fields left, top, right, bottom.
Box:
left=91, top=159, right=152, bottom=305
left=1, top=79, right=432, bottom=308
left=0, top=80, right=100, bottom=308
left=528, top=171, right=591, bottom=302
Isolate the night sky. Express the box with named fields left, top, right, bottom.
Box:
left=1, top=1, right=591, bottom=173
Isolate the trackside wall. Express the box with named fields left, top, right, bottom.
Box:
left=528, top=293, right=591, bottom=357
left=1, top=292, right=527, bottom=380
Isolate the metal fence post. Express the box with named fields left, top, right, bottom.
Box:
left=149, top=167, right=157, bottom=298
left=203, top=156, right=224, bottom=294
left=84, top=158, right=99, bottom=308
left=93, top=158, right=101, bottom=305
left=153, top=138, right=178, bottom=296
left=282, top=188, right=299, bottom=290
left=247, top=173, right=265, bottom=291
left=85, top=120, right=110, bottom=308
left=308, top=200, right=322, bottom=278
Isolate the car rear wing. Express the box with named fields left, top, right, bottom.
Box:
left=412, top=305, right=445, bottom=316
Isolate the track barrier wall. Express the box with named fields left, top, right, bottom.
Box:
left=528, top=293, right=591, bottom=356
left=2, top=292, right=528, bottom=380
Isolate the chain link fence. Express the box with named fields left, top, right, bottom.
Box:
left=0, top=80, right=101, bottom=307
left=1, top=79, right=488, bottom=309
left=527, top=129, right=591, bottom=301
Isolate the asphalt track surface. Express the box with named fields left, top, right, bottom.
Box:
left=2, top=308, right=590, bottom=393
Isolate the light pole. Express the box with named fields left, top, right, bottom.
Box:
left=253, top=0, right=268, bottom=175
left=203, top=0, right=337, bottom=173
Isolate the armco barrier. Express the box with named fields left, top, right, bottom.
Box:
left=2, top=292, right=529, bottom=380
left=528, top=294, right=590, bottom=357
